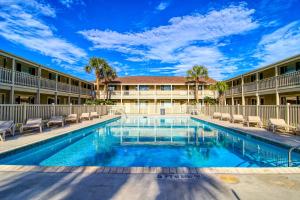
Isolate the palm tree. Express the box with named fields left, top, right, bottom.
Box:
left=100, top=63, right=117, bottom=100
left=186, top=65, right=208, bottom=103
left=210, top=81, right=228, bottom=105
left=84, top=57, right=117, bottom=100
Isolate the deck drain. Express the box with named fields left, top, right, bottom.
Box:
left=157, top=174, right=202, bottom=180
left=218, top=175, right=240, bottom=184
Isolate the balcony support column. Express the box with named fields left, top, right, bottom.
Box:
left=36, top=67, right=41, bottom=104
left=137, top=84, right=140, bottom=113
left=10, top=58, right=16, bottom=104
left=241, top=76, right=245, bottom=106
left=171, top=85, right=173, bottom=105
left=68, top=96, right=71, bottom=104
left=231, top=81, right=234, bottom=105
left=55, top=93, right=58, bottom=104
left=187, top=84, right=190, bottom=104
left=202, top=84, right=204, bottom=105
left=120, top=84, right=123, bottom=104
left=55, top=73, right=58, bottom=92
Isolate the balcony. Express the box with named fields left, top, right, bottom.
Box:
left=0, top=67, right=12, bottom=84
left=244, top=82, right=257, bottom=92
left=225, top=70, right=300, bottom=96
left=0, top=67, right=92, bottom=96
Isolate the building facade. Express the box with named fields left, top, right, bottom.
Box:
left=96, top=76, right=217, bottom=105
left=0, top=50, right=94, bottom=104
left=225, top=54, right=300, bottom=105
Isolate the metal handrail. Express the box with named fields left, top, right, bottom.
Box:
left=288, top=144, right=300, bottom=167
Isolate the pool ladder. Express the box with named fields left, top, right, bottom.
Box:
left=288, top=144, right=300, bottom=167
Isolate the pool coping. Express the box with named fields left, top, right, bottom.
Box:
left=1, top=114, right=300, bottom=174
left=0, top=165, right=299, bottom=174
left=0, top=115, right=121, bottom=156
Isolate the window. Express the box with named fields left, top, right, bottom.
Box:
left=3, top=58, right=7, bottom=68
left=16, top=63, right=21, bottom=71
left=198, top=85, right=203, bottom=90
left=260, top=98, right=264, bottom=105
left=296, top=62, right=300, bottom=71
left=108, top=85, right=117, bottom=91
left=0, top=94, right=5, bottom=104
left=29, top=68, right=36, bottom=75
left=259, top=73, right=263, bottom=80
left=139, top=85, right=149, bottom=91
left=48, top=98, right=55, bottom=104
left=250, top=74, right=256, bottom=82
left=160, top=85, right=171, bottom=91
left=280, top=65, right=295, bottom=74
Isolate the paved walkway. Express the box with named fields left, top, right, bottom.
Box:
left=0, top=115, right=119, bottom=154
left=192, top=115, right=300, bottom=147
left=0, top=170, right=299, bottom=200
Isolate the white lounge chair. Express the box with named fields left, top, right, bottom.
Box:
left=232, top=115, right=244, bottom=123
left=246, top=116, right=262, bottom=128
left=90, top=112, right=100, bottom=119
left=47, top=116, right=64, bottom=127
left=295, top=124, right=300, bottom=135
left=20, top=118, right=43, bottom=133
left=0, top=121, right=15, bottom=141
left=268, top=118, right=293, bottom=133
left=65, top=114, right=78, bottom=123
left=212, top=112, right=221, bottom=119
left=80, top=113, right=90, bottom=121
left=221, top=113, right=231, bottom=121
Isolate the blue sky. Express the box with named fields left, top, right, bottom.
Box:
left=0, top=0, right=300, bottom=81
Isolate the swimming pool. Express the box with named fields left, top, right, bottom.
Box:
left=0, top=116, right=299, bottom=167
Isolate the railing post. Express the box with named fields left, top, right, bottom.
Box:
left=23, top=103, right=27, bottom=123
left=52, top=103, right=55, bottom=116
left=69, top=103, right=72, bottom=115
left=286, top=103, right=290, bottom=131
left=237, top=104, right=240, bottom=115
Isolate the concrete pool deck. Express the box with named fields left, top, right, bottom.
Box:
left=192, top=115, right=300, bottom=148
left=0, top=169, right=300, bottom=200
left=0, top=115, right=119, bottom=154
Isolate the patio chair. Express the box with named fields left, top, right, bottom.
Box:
left=295, top=124, right=300, bottom=135
left=268, top=118, right=293, bottom=133
left=212, top=112, right=221, bottom=119
left=90, top=112, right=100, bottom=119
left=20, top=118, right=43, bottom=133
left=65, top=114, right=78, bottom=123
left=221, top=113, right=231, bottom=121
left=80, top=113, right=90, bottom=121
left=246, top=116, right=263, bottom=128
left=0, top=121, right=15, bottom=141
left=47, top=116, right=64, bottom=128
left=232, top=115, right=244, bottom=123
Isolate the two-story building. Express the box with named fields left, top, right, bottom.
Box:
left=224, top=54, right=300, bottom=105
left=0, top=50, right=94, bottom=104
left=96, top=76, right=217, bottom=105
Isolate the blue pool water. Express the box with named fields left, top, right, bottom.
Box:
left=0, top=116, right=299, bottom=167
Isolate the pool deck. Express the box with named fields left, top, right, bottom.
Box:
left=192, top=115, right=300, bottom=147
left=1, top=114, right=300, bottom=199
left=0, top=115, right=119, bottom=154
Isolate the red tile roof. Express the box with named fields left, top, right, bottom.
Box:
left=99, top=76, right=216, bottom=84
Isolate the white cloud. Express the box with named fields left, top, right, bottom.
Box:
left=79, top=4, right=258, bottom=80
left=156, top=2, right=170, bottom=11
left=0, top=0, right=87, bottom=64
left=59, top=0, right=84, bottom=8
left=255, top=21, right=300, bottom=67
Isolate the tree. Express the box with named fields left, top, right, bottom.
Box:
left=186, top=65, right=208, bottom=103
left=210, top=81, right=229, bottom=105
left=84, top=57, right=117, bottom=100
left=204, top=96, right=216, bottom=105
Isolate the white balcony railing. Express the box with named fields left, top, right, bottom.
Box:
left=0, top=67, right=92, bottom=96
left=15, top=71, right=39, bottom=88
left=40, top=78, right=56, bottom=90
left=225, top=70, right=300, bottom=96
left=0, top=67, right=12, bottom=84
left=244, top=82, right=257, bottom=92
